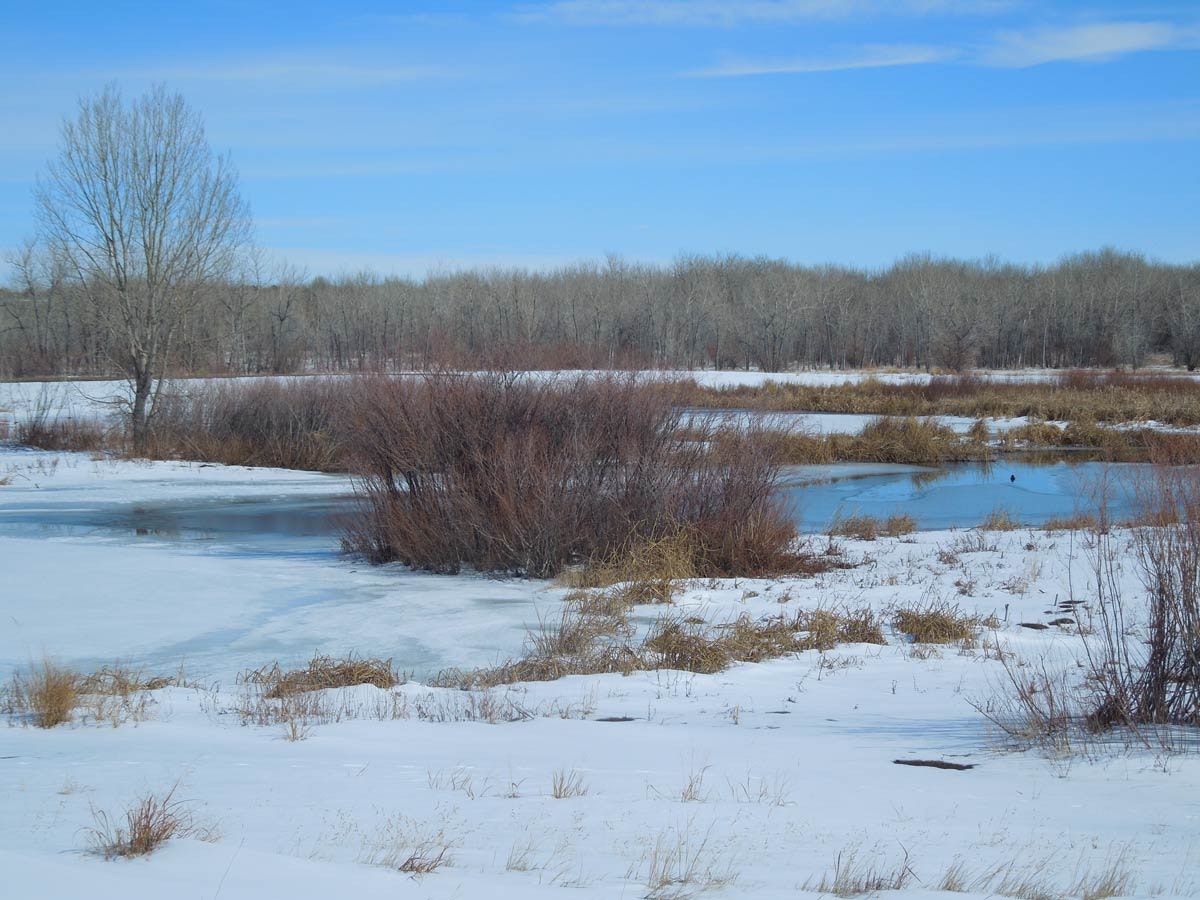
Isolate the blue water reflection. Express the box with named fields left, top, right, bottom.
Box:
left=783, top=459, right=1145, bottom=532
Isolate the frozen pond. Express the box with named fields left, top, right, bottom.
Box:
left=0, top=453, right=552, bottom=684
left=0, top=459, right=1145, bottom=556
left=0, top=459, right=1141, bottom=549
left=0, top=492, right=355, bottom=557
left=0, top=449, right=1146, bottom=684
left=783, top=458, right=1144, bottom=531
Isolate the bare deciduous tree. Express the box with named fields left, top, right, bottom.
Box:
left=34, top=84, right=250, bottom=446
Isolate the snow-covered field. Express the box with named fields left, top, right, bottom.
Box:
left=2, top=444, right=1198, bottom=899
left=0, top=448, right=549, bottom=682
left=0, top=373, right=1062, bottom=438
left=0, top=368, right=1126, bottom=426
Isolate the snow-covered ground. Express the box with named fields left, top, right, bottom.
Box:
left=686, top=408, right=1038, bottom=436
left=2, top=445, right=1198, bottom=899
left=5, top=369, right=1197, bottom=442
left=0, top=448, right=550, bottom=683
left=0, top=374, right=1059, bottom=438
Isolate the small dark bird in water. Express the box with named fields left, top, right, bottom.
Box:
left=1010, top=474, right=1016, bottom=482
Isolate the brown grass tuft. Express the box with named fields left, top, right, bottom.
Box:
left=892, top=600, right=984, bottom=645
left=804, top=847, right=915, bottom=897
left=685, top=370, right=1200, bottom=430
left=761, top=416, right=992, bottom=466
left=365, top=818, right=455, bottom=876
left=240, top=653, right=401, bottom=699
left=798, top=606, right=887, bottom=651
left=77, top=664, right=173, bottom=695
left=643, top=617, right=733, bottom=674
left=980, top=507, right=1020, bottom=530
left=563, top=529, right=700, bottom=604
left=8, top=659, right=79, bottom=728
left=637, top=825, right=738, bottom=899
left=550, top=768, right=589, bottom=799
left=1041, top=513, right=1101, bottom=532
left=830, top=513, right=918, bottom=541
left=87, top=783, right=207, bottom=858
left=435, top=600, right=884, bottom=688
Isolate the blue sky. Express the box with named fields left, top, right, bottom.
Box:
left=1, top=0, right=1197, bottom=278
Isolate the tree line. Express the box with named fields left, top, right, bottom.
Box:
left=4, top=247, right=1197, bottom=378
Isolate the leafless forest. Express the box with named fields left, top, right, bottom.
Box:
left=3, top=247, right=1198, bottom=378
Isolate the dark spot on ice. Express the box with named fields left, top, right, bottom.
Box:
left=894, top=759, right=975, bottom=771
left=594, top=716, right=635, bottom=722
left=1019, top=622, right=1049, bottom=630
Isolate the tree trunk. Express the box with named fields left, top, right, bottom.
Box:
left=131, top=367, right=153, bottom=452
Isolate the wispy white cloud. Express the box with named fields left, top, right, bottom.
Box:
left=690, top=19, right=1199, bottom=78
left=980, top=21, right=1196, bottom=67
left=686, top=44, right=958, bottom=77
left=233, top=98, right=1200, bottom=179
left=515, top=0, right=1004, bottom=27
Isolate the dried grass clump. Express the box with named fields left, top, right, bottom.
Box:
left=936, top=852, right=1134, bottom=900
left=7, top=659, right=78, bottom=728
left=830, top=513, right=918, bottom=541
left=365, top=818, right=455, bottom=876
left=437, top=601, right=885, bottom=688
left=1003, top=420, right=1200, bottom=463
left=1041, top=513, right=1101, bottom=532
left=563, top=529, right=700, bottom=604
left=644, top=606, right=886, bottom=674
left=981, top=507, right=1020, bottom=530
left=77, top=665, right=173, bottom=695
left=851, top=416, right=989, bottom=465
left=636, top=825, right=737, bottom=899
left=432, top=598, right=647, bottom=689
left=76, top=664, right=172, bottom=728
left=804, top=847, right=915, bottom=897
left=1002, top=420, right=1069, bottom=449
left=892, top=600, right=984, bottom=645
left=686, top=371, right=1200, bottom=429
left=241, top=653, right=401, bottom=699
left=562, top=588, right=637, bottom=631
left=769, top=416, right=991, bottom=466
left=882, top=513, right=919, bottom=537
left=643, top=617, right=733, bottom=674
left=830, top=514, right=880, bottom=541
left=796, top=606, right=886, bottom=651
left=550, top=768, right=589, bottom=799
left=526, top=608, right=609, bottom=659
left=87, top=783, right=207, bottom=858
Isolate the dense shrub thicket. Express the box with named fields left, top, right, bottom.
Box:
left=341, top=374, right=802, bottom=577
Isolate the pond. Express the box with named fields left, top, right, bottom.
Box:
left=782, top=458, right=1144, bottom=532
left=0, top=459, right=1145, bottom=552
left=0, top=493, right=354, bottom=557
left=0, top=455, right=1148, bottom=682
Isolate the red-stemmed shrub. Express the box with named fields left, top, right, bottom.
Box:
left=342, top=373, right=803, bottom=578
